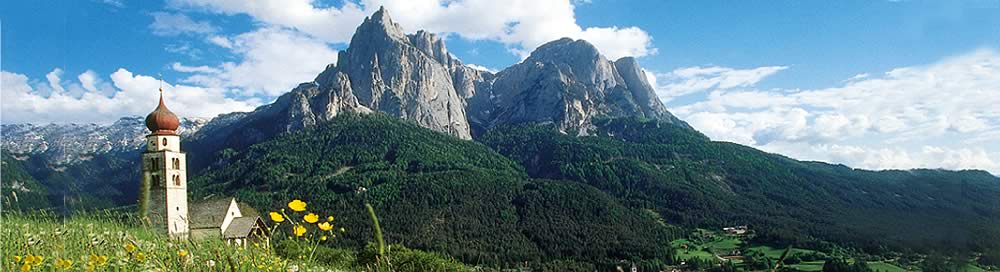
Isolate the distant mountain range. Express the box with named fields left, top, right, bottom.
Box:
left=2, top=7, right=999, bottom=269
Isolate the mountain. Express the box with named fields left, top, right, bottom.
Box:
left=318, top=7, right=475, bottom=139
left=1, top=153, right=49, bottom=210
left=1, top=116, right=207, bottom=165
left=468, top=38, right=690, bottom=135
left=190, top=113, right=680, bottom=268
left=480, top=117, right=1000, bottom=253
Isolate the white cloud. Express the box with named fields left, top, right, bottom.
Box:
left=1, top=69, right=259, bottom=124
left=172, top=62, right=221, bottom=74
left=176, top=27, right=339, bottom=97
left=207, top=35, right=233, bottom=48
left=667, top=49, right=1000, bottom=174
left=150, top=12, right=218, bottom=36
left=465, top=64, right=496, bottom=73
left=46, top=68, right=66, bottom=94
left=651, top=65, right=787, bottom=101
left=98, top=0, right=125, bottom=8
left=77, top=70, right=99, bottom=92
left=169, top=0, right=654, bottom=59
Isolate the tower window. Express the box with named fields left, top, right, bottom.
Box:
left=173, top=175, right=181, bottom=186
left=162, top=138, right=168, bottom=146
left=173, top=158, right=180, bottom=169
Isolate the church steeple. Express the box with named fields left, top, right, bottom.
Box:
left=139, top=83, right=190, bottom=240
left=145, top=88, right=180, bottom=135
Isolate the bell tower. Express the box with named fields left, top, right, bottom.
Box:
left=139, top=86, right=189, bottom=240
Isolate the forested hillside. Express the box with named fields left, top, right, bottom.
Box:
left=1, top=153, right=49, bottom=210
left=480, top=117, right=1000, bottom=254
left=190, top=113, right=681, bottom=269
left=189, top=113, right=1000, bottom=269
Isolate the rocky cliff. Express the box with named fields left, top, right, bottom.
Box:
left=318, top=7, right=474, bottom=139
left=470, top=38, right=690, bottom=135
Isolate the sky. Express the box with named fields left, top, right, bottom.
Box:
left=2, top=0, right=999, bottom=174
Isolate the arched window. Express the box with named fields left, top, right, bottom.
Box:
left=151, top=174, right=160, bottom=187
left=173, top=158, right=180, bottom=169
left=173, top=175, right=181, bottom=186
left=162, top=138, right=168, bottom=146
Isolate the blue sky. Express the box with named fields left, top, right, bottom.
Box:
left=2, top=0, right=999, bottom=174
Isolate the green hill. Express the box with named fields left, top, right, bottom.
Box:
left=480, top=117, right=1000, bottom=253
left=190, top=113, right=681, bottom=268
left=1, top=153, right=49, bottom=210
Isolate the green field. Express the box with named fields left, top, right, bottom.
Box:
left=672, top=239, right=718, bottom=261
left=868, top=261, right=907, bottom=272
left=748, top=245, right=818, bottom=259
left=705, top=237, right=742, bottom=254
left=787, top=260, right=825, bottom=271
left=962, top=263, right=987, bottom=272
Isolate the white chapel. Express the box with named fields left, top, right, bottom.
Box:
left=139, top=87, right=268, bottom=245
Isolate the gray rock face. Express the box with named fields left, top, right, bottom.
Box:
left=469, top=38, right=691, bottom=134
left=188, top=8, right=688, bottom=142
left=1, top=117, right=207, bottom=164
left=183, top=72, right=370, bottom=169
left=321, top=7, right=473, bottom=139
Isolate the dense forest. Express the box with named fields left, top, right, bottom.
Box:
left=190, top=113, right=682, bottom=268
left=0, top=150, right=140, bottom=210
left=480, top=117, right=1000, bottom=254
left=186, top=114, right=1000, bottom=268
left=1, top=154, right=49, bottom=210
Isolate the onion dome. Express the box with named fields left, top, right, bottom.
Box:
left=145, top=91, right=180, bottom=135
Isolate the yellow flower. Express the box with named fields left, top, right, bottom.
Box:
left=269, top=212, right=285, bottom=222
left=318, top=222, right=333, bottom=231
left=293, top=225, right=307, bottom=237
left=30, top=255, right=43, bottom=265
left=320, top=235, right=328, bottom=241
left=178, top=250, right=188, bottom=258
left=135, top=252, right=146, bottom=263
left=24, top=255, right=34, bottom=265
left=19, top=263, right=30, bottom=272
left=303, top=213, right=319, bottom=223
left=55, top=258, right=73, bottom=269
left=98, top=256, right=107, bottom=265
left=125, top=243, right=137, bottom=253
left=287, top=199, right=307, bottom=212
left=327, top=216, right=334, bottom=222
left=13, top=256, right=22, bottom=263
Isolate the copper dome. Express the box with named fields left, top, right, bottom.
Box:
left=145, top=93, right=180, bottom=135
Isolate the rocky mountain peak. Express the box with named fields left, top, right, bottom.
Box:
left=521, top=38, right=617, bottom=88
left=526, top=38, right=603, bottom=63
left=353, top=6, right=408, bottom=43
left=408, top=30, right=456, bottom=67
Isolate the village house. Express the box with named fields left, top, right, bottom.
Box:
left=722, top=225, right=749, bottom=235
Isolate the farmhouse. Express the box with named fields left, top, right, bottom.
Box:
left=722, top=225, right=748, bottom=235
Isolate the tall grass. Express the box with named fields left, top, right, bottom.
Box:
left=1, top=209, right=344, bottom=271
left=3, top=203, right=470, bottom=272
